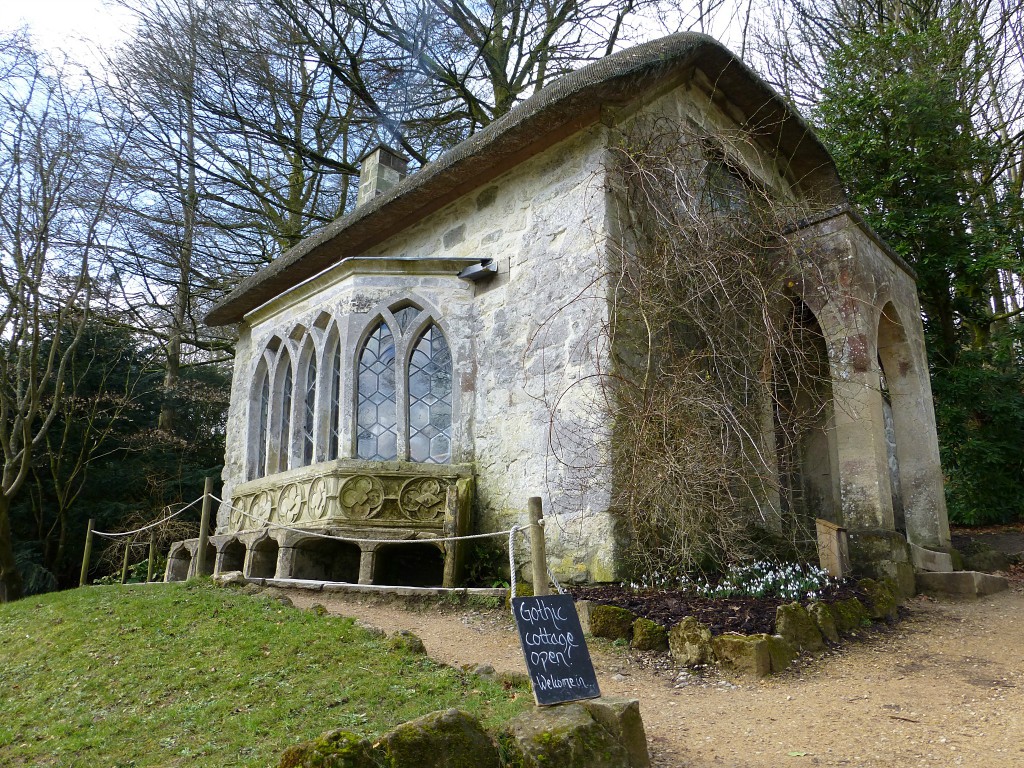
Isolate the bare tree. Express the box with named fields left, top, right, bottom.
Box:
left=0, top=33, right=120, bottom=601
left=268, top=0, right=662, bottom=160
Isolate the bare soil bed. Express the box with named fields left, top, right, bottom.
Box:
left=285, top=576, right=1024, bottom=768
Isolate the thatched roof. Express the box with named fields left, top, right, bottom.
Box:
left=205, top=32, right=843, bottom=326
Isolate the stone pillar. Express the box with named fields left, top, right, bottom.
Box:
left=830, top=370, right=896, bottom=532
left=358, top=545, right=378, bottom=585
left=275, top=546, right=296, bottom=580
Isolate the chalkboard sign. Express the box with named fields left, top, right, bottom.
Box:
left=512, top=594, right=601, bottom=706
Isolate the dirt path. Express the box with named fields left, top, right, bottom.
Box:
left=287, top=585, right=1024, bottom=768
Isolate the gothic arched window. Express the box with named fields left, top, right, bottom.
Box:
left=408, top=324, right=452, bottom=463
left=356, top=322, right=398, bottom=461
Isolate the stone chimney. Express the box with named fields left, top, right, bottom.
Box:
left=356, top=144, right=410, bottom=207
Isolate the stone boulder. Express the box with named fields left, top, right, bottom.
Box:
left=711, top=633, right=794, bottom=678
left=857, top=578, right=898, bottom=621
left=500, top=702, right=630, bottom=768
left=578, top=602, right=635, bottom=641
left=775, top=603, right=825, bottom=654
left=582, top=697, right=651, bottom=768
left=278, top=729, right=376, bottom=768
left=807, top=601, right=840, bottom=644
left=668, top=617, right=714, bottom=667
left=386, top=630, right=427, bottom=654
left=630, top=618, right=669, bottom=652
left=375, top=708, right=499, bottom=768
left=830, top=597, right=870, bottom=635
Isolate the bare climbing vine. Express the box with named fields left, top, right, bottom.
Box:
left=532, top=114, right=841, bottom=580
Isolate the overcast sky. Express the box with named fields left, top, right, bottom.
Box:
left=0, top=0, right=136, bottom=61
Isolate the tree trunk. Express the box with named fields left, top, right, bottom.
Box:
left=0, top=494, right=24, bottom=602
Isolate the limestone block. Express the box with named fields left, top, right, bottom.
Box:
left=711, top=634, right=770, bottom=677
left=500, top=702, right=629, bottom=768
left=375, top=709, right=499, bottom=768
left=915, top=570, right=1009, bottom=598
left=830, top=598, right=870, bottom=635
left=775, top=603, right=825, bottom=654
left=909, top=542, right=953, bottom=573
left=582, top=697, right=651, bottom=768
left=766, top=635, right=797, bottom=672
left=857, top=578, right=898, bottom=621
left=584, top=604, right=635, bottom=641
left=630, top=618, right=669, bottom=652
left=278, top=729, right=376, bottom=768
left=668, top=617, right=714, bottom=667
left=807, top=601, right=840, bottom=644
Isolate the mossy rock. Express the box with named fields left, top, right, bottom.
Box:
left=630, top=618, right=668, bottom=652
left=712, top=634, right=768, bottom=677
left=500, top=702, right=629, bottom=768
left=587, top=605, right=636, bottom=641
left=279, top=729, right=377, bottom=768
left=668, top=617, right=713, bottom=667
left=386, top=630, right=427, bottom=654
left=765, top=635, right=796, bottom=673
left=857, top=578, right=898, bottom=621
left=375, top=708, right=499, bottom=768
left=775, top=603, right=825, bottom=654
left=807, top=601, right=840, bottom=644
left=310, top=603, right=329, bottom=617
left=830, top=597, right=870, bottom=635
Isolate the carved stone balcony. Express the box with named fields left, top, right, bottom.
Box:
left=166, top=460, right=474, bottom=588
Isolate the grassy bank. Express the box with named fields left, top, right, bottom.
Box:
left=0, top=581, right=528, bottom=767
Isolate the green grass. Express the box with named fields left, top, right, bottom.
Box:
left=0, top=580, right=529, bottom=767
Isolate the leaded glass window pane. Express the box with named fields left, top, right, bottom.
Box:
left=279, top=363, right=292, bottom=472
left=329, top=342, right=341, bottom=461
left=408, top=324, right=452, bottom=463
left=255, top=373, right=270, bottom=479
left=303, top=355, right=316, bottom=465
left=357, top=323, right=398, bottom=460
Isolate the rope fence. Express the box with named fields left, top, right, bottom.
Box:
left=81, top=479, right=564, bottom=598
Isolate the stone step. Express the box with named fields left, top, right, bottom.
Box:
left=915, top=570, right=1009, bottom=598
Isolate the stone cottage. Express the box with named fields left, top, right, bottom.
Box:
left=169, top=33, right=952, bottom=591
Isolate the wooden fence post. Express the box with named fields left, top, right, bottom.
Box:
left=195, top=476, right=214, bottom=577
left=147, top=534, right=156, bottom=583
left=79, top=518, right=94, bottom=587
left=120, top=542, right=131, bottom=584
left=528, top=497, right=550, bottom=596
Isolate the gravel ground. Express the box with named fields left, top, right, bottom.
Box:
left=285, top=581, right=1024, bottom=768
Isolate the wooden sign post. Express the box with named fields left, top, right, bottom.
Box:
left=513, top=594, right=601, bottom=706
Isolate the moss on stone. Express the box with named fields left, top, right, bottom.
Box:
left=857, top=578, right=898, bottom=621
left=807, top=601, right=840, bottom=644
left=775, top=603, right=825, bottom=654
left=375, top=708, right=499, bottom=768
left=765, top=635, right=796, bottom=673
left=711, top=633, right=771, bottom=677
left=668, top=616, right=713, bottom=667
left=630, top=618, right=668, bottom=651
left=587, top=605, right=635, bottom=641
left=386, top=630, right=427, bottom=654
left=501, top=702, right=629, bottom=768
left=830, top=597, right=870, bottom=635
left=278, top=729, right=377, bottom=768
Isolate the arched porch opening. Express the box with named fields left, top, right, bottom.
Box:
left=166, top=547, right=191, bottom=582
left=247, top=537, right=279, bottom=579
left=219, top=539, right=245, bottom=574
left=774, top=299, right=840, bottom=555
left=372, top=542, right=445, bottom=587
left=291, top=538, right=360, bottom=582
